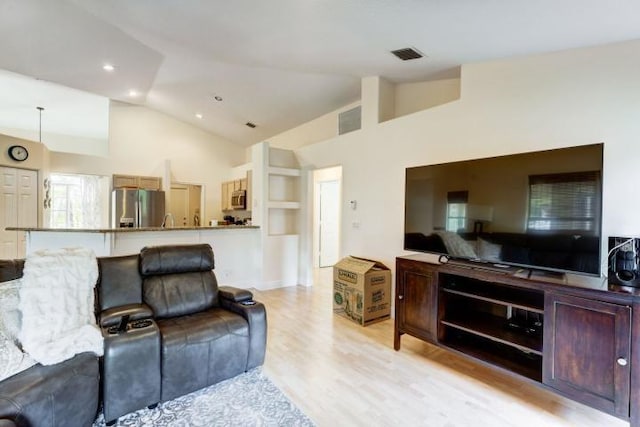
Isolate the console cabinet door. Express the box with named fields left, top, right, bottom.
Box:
left=395, top=260, right=437, bottom=349
left=543, top=292, right=631, bottom=417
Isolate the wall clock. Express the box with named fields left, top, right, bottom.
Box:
left=8, top=145, right=29, bottom=162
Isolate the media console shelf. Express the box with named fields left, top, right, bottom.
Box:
left=395, top=254, right=640, bottom=426
left=439, top=274, right=544, bottom=381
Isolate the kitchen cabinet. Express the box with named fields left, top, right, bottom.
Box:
left=543, top=292, right=631, bottom=417
left=113, top=174, right=137, bottom=188
left=233, top=178, right=247, bottom=191
left=113, top=174, right=162, bottom=190
left=221, top=181, right=232, bottom=211
left=245, top=171, right=252, bottom=211
left=138, top=176, right=162, bottom=190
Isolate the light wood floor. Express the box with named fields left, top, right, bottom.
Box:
left=255, top=268, right=628, bottom=427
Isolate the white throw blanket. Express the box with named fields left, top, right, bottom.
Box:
left=18, top=247, right=103, bottom=365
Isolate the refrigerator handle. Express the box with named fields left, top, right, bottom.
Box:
left=135, top=198, right=140, bottom=227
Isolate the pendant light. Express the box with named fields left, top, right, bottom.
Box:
left=36, top=106, right=44, bottom=143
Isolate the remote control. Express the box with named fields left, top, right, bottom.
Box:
left=240, top=300, right=256, bottom=306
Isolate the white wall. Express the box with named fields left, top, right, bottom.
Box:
left=377, top=77, right=396, bottom=124
left=268, top=78, right=461, bottom=151
left=394, top=78, right=461, bottom=118
left=269, top=39, right=640, bottom=280
left=267, top=101, right=360, bottom=150
left=49, top=101, right=246, bottom=221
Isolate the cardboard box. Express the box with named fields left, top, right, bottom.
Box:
left=333, top=256, right=391, bottom=326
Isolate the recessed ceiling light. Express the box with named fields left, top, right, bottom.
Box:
left=213, top=96, right=223, bottom=102
left=195, top=113, right=203, bottom=119
left=103, top=63, right=115, bottom=72
left=128, top=90, right=138, bottom=97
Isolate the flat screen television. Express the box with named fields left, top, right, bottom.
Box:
left=404, top=143, right=603, bottom=276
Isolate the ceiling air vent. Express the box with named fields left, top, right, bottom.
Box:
left=245, top=122, right=257, bottom=128
left=390, top=47, right=423, bottom=61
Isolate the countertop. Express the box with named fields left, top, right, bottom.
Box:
left=7, top=225, right=259, bottom=233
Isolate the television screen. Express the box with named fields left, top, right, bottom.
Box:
left=404, top=144, right=603, bottom=276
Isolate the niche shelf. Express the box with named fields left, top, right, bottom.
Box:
left=268, top=166, right=301, bottom=177
left=250, top=142, right=304, bottom=287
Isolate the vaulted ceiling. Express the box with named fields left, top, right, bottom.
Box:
left=1, top=0, right=640, bottom=147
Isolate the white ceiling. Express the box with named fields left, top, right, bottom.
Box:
left=1, top=0, right=640, bottom=147
left=0, top=69, right=109, bottom=151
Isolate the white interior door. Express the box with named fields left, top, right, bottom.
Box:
left=319, top=180, right=340, bottom=267
left=169, top=186, right=189, bottom=227
left=0, top=167, right=18, bottom=259
left=16, top=169, right=38, bottom=256
left=0, top=167, right=37, bottom=259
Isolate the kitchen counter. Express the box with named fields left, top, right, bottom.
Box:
left=9, top=226, right=261, bottom=289
left=7, top=225, right=258, bottom=232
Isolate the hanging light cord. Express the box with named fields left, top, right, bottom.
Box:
left=37, top=106, right=44, bottom=143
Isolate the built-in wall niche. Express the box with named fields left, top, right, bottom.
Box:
left=268, top=174, right=300, bottom=204
left=269, top=147, right=298, bottom=168
left=266, top=146, right=301, bottom=234
left=268, top=208, right=298, bottom=236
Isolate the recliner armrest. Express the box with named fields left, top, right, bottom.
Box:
left=100, top=304, right=154, bottom=327
left=218, top=286, right=253, bottom=303
left=219, top=297, right=267, bottom=370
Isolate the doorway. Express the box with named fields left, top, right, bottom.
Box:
left=169, top=183, right=203, bottom=227
left=0, top=167, right=37, bottom=259
left=313, top=166, right=342, bottom=268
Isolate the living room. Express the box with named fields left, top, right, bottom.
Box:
left=2, top=2, right=640, bottom=426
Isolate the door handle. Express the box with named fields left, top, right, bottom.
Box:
left=617, top=357, right=628, bottom=366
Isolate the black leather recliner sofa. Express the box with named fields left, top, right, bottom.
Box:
left=0, top=244, right=267, bottom=426
left=97, top=244, right=267, bottom=423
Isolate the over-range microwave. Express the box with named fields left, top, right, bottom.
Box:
left=231, top=190, right=246, bottom=210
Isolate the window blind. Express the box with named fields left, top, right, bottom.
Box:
left=527, top=171, right=601, bottom=233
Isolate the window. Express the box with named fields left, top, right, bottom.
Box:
left=446, top=190, right=468, bottom=232
left=527, top=171, right=601, bottom=233
left=49, top=174, right=110, bottom=228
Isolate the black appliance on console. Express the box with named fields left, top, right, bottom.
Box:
left=608, top=236, right=640, bottom=287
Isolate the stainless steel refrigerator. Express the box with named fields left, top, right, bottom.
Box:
left=112, top=189, right=166, bottom=228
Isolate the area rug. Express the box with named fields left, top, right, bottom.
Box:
left=93, top=368, right=314, bottom=427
